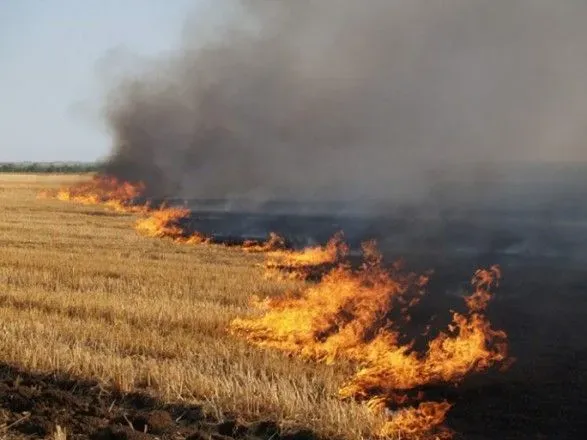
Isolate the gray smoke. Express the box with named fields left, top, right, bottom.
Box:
left=103, top=0, right=587, bottom=204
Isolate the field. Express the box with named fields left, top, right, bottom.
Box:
left=2, top=173, right=587, bottom=440
left=0, top=174, right=384, bottom=439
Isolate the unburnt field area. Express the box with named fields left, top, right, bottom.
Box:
left=0, top=174, right=383, bottom=439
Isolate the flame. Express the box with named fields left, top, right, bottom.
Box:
left=242, top=232, right=287, bottom=253
left=263, top=231, right=349, bottom=279
left=134, top=205, right=209, bottom=244
left=44, top=175, right=147, bottom=213
left=230, top=241, right=509, bottom=438
left=46, top=175, right=211, bottom=243
left=379, top=402, right=453, bottom=439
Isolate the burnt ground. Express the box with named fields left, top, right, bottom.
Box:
left=0, top=363, right=317, bottom=440
left=172, top=197, right=587, bottom=440
left=435, top=284, right=587, bottom=440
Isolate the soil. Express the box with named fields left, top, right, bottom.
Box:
left=0, top=363, right=317, bottom=440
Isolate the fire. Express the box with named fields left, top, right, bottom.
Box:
left=46, top=175, right=211, bottom=243
left=263, top=231, right=349, bottom=279
left=242, top=232, right=287, bottom=253
left=379, top=402, right=453, bottom=439
left=134, top=205, right=209, bottom=244
left=337, top=266, right=507, bottom=401
left=45, top=175, right=511, bottom=437
left=232, top=242, right=425, bottom=362
left=230, top=241, right=509, bottom=438
left=44, top=175, right=147, bottom=213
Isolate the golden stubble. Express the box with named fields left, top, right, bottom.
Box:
left=0, top=174, right=389, bottom=440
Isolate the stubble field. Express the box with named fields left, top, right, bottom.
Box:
left=0, top=174, right=384, bottom=439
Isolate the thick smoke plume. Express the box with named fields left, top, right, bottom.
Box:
left=104, top=0, right=587, bottom=203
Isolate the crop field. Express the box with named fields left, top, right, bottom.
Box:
left=0, top=174, right=387, bottom=439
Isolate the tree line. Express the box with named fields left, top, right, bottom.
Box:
left=0, top=162, right=104, bottom=174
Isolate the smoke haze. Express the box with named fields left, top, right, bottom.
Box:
left=103, top=0, right=587, bottom=203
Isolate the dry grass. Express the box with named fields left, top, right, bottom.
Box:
left=0, top=174, right=388, bottom=439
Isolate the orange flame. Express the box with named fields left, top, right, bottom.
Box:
left=379, top=401, right=453, bottom=439
left=230, top=241, right=509, bottom=438
left=134, top=205, right=209, bottom=244
left=242, top=232, right=287, bottom=253
left=47, top=175, right=212, bottom=243
left=44, top=175, right=147, bottom=213
left=263, top=231, right=349, bottom=279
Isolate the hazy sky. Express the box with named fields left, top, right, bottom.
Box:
left=0, top=0, right=215, bottom=162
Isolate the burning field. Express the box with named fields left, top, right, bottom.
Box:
left=6, top=171, right=578, bottom=439
left=5, top=1, right=587, bottom=438
left=41, top=175, right=513, bottom=438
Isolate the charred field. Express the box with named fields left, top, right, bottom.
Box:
left=175, top=189, right=587, bottom=439
left=162, top=164, right=587, bottom=438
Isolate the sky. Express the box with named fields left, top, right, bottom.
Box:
left=0, top=0, right=217, bottom=162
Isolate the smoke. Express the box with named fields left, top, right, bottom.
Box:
left=103, top=0, right=587, bottom=203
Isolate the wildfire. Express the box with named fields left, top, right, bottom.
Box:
left=263, top=231, right=349, bottom=279
left=230, top=241, right=509, bottom=438
left=45, top=175, right=212, bottom=243
left=134, top=206, right=209, bottom=244
left=44, top=175, right=148, bottom=213
left=45, top=174, right=511, bottom=437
